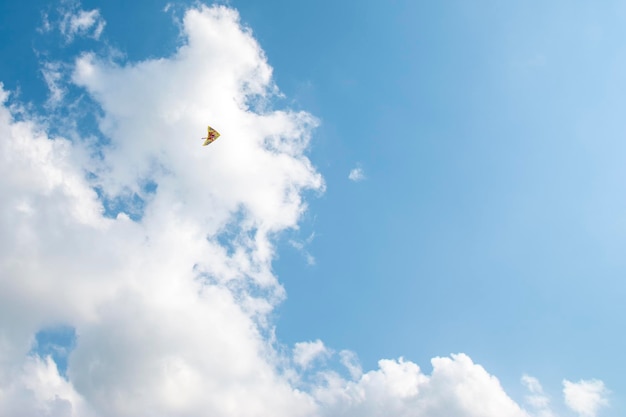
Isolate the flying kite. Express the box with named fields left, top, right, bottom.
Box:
left=202, top=126, right=220, bottom=146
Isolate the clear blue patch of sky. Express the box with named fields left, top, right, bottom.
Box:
left=30, top=325, right=77, bottom=378
left=236, top=0, right=626, bottom=410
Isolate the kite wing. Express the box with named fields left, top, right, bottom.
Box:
left=202, top=126, right=221, bottom=146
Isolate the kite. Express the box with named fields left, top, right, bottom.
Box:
left=201, top=126, right=221, bottom=146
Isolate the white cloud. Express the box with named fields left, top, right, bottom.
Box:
left=339, top=350, right=362, bottom=380
left=563, top=379, right=610, bottom=417
left=57, top=2, right=105, bottom=42
left=0, top=356, right=93, bottom=417
left=521, top=375, right=555, bottom=417
left=41, top=62, right=67, bottom=105
left=38, top=12, right=53, bottom=34
left=289, top=232, right=316, bottom=265
left=294, top=340, right=331, bottom=369
left=0, top=5, right=322, bottom=414
left=348, top=166, right=365, bottom=182
left=0, top=4, right=612, bottom=417
left=314, top=354, right=530, bottom=417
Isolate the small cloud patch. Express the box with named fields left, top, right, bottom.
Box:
left=563, top=379, right=610, bottom=417
left=60, top=7, right=105, bottom=42
left=348, top=166, right=365, bottom=182
left=293, top=340, right=331, bottom=369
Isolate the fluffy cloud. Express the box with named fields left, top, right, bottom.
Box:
left=0, top=5, right=322, bottom=415
left=314, top=354, right=531, bottom=417
left=563, top=379, right=610, bottom=417
left=0, top=3, right=611, bottom=417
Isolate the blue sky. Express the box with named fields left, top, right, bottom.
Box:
left=262, top=0, right=624, bottom=401
left=0, top=1, right=622, bottom=416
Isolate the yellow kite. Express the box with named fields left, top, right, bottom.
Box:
left=201, top=126, right=220, bottom=146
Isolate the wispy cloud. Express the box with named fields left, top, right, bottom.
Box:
left=348, top=166, right=365, bottom=182
left=289, top=232, right=316, bottom=265
left=39, top=0, right=106, bottom=42
left=339, top=350, right=362, bottom=380
left=62, top=8, right=105, bottom=41
left=293, top=340, right=331, bottom=369
left=40, top=61, right=67, bottom=105
left=522, top=374, right=556, bottom=417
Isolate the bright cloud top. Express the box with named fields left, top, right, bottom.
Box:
left=0, top=4, right=611, bottom=417
left=316, top=354, right=531, bottom=417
